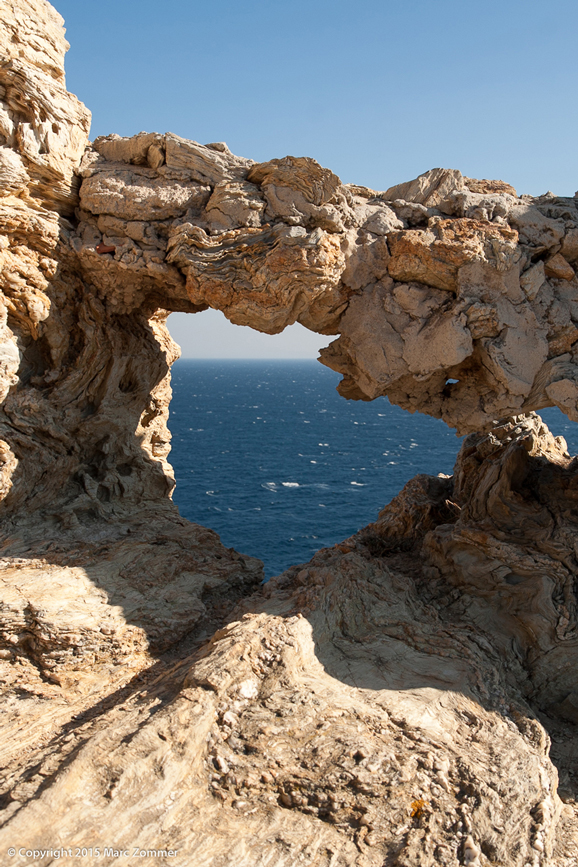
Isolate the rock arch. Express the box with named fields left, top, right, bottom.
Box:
left=2, top=2, right=578, bottom=863
left=7, top=120, right=578, bottom=523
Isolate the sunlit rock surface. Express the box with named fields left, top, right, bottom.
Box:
left=1, top=1, right=578, bottom=864
left=76, top=132, right=578, bottom=436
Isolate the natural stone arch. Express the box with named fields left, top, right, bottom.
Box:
left=3, top=3, right=578, bottom=864
left=4, top=121, right=569, bottom=530
left=5, top=113, right=578, bottom=525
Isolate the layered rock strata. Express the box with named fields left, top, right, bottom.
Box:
left=74, top=137, right=578, bottom=437
left=3, top=415, right=578, bottom=866
left=1, top=1, right=578, bottom=865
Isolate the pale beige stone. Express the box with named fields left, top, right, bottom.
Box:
left=167, top=222, right=348, bottom=334
left=545, top=252, right=576, bottom=281
left=387, top=217, right=519, bottom=292
left=383, top=167, right=464, bottom=208
left=93, top=131, right=165, bottom=166
left=508, top=201, right=565, bottom=248
left=80, top=169, right=211, bottom=221
left=520, top=260, right=546, bottom=300
left=463, top=176, right=517, bottom=197
left=204, top=180, right=265, bottom=231
left=59, top=129, right=578, bottom=435
left=0, top=0, right=90, bottom=214
left=545, top=378, right=578, bottom=416
left=2, top=2, right=578, bottom=864
left=561, top=226, right=578, bottom=263
left=0, top=147, right=29, bottom=196
left=164, top=132, right=253, bottom=184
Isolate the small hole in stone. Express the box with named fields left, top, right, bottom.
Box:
left=505, top=573, right=525, bottom=586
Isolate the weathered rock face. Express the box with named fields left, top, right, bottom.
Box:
left=0, top=0, right=263, bottom=723
left=2, top=1, right=578, bottom=865
left=5, top=33, right=578, bottom=525
left=73, top=133, right=578, bottom=437
left=4, top=414, right=578, bottom=866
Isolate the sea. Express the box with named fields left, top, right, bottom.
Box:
left=169, top=360, right=578, bottom=579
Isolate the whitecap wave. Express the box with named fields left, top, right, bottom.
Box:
left=282, top=482, right=300, bottom=488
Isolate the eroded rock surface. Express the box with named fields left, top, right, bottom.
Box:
left=2, top=1, right=578, bottom=865
left=4, top=416, right=578, bottom=866
left=72, top=132, right=578, bottom=436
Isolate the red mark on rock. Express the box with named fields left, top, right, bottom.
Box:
left=96, top=243, right=116, bottom=255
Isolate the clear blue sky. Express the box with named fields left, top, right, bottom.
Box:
left=54, top=0, right=578, bottom=358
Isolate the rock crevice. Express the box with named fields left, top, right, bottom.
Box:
left=1, top=2, right=578, bottom=865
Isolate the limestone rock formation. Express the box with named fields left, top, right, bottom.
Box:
left=2, top=1, right=578, bottom=865
left=73, top=131, right=578, bottom=436
left=3, top=414, right=578, bottom=866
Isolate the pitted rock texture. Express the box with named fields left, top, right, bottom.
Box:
left=4, top=15, right=578, bottom=527
left=0, top=0, right=263, bottom=737
left=2, top=1, right=578, bottom=865
left=0, top=608, right=562, bottom=867
left=5, top=416, right=578, bottom=865
left=72, top=134, right=578, bottom=436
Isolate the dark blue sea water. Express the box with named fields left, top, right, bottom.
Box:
left=169, top=360, right=578, bottom=579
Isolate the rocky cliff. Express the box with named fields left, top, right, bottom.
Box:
left=1, top=1, right=578, bottom=864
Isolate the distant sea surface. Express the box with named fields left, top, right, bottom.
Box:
left=169, top=360, right=578, bottom=579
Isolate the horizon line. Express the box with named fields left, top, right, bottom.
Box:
left=175, top=356, right=324, bottom=361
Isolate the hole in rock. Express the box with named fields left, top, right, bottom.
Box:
left=166, top=312, right=578, bottom=579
